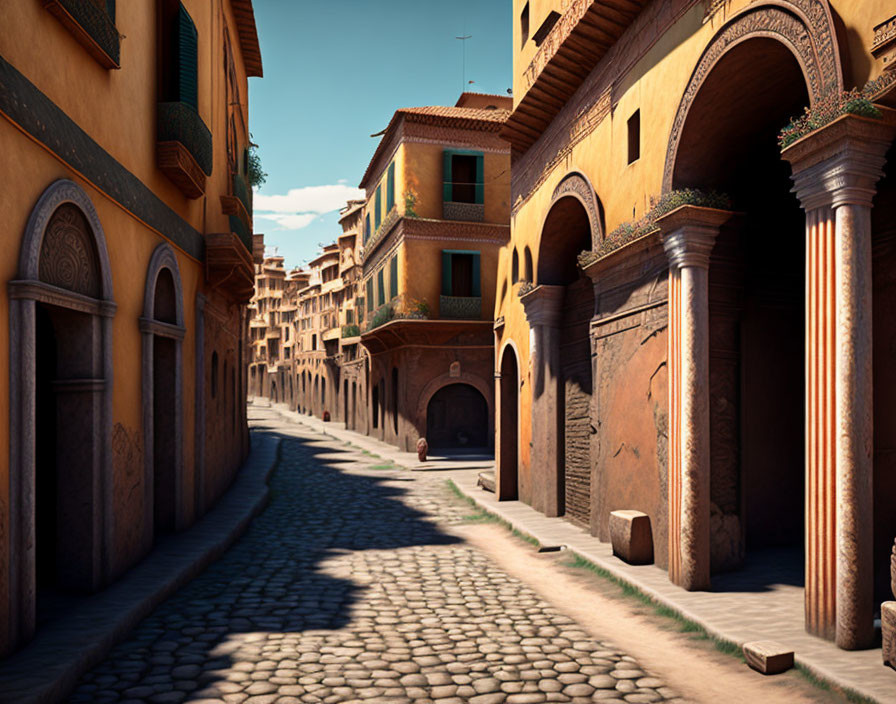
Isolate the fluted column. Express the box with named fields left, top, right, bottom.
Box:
left=785, top=114, right=896, bottom=648
left=521, top=285, right=565, bottom=516
left=658, top=205, right=733, bottom=591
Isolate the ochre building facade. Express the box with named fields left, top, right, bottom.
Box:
left=494, top=0, right=896, bottom=651
left=0, top=0, right=262, bottom=655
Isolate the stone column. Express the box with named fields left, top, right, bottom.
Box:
left=785, top=114, right=895, bottom=649
left=521, top=285, right=565, bottom=517
left=658, top=205, right=733, bottom=592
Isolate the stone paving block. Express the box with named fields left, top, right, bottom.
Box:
left=743, top=641, right=794, bottom=675
left=882, top=602, right=896, bottom=669
left=608, top=511, right=654, bottom=565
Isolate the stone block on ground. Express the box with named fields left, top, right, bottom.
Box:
left=608, top=510, right=653, bottom=565
left=743, top=641, right=794, bottom=675
left=883, top=602, right=896, bottom=669
left=477, top=471, right=496, bottom=493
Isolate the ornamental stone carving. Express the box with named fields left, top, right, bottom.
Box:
left=38, top=204, right=101, bottom=298
left=551, top=172, right=603, bottom=249
left=663, top=1, right=844, bottom=191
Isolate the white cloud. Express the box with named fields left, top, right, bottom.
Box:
left=253, top=183, right=364, bottom=232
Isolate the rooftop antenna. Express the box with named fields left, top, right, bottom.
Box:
left=456, top=23, right=472, bottom=95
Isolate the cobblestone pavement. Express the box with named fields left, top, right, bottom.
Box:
left=67, top=423, right=684, bottom=704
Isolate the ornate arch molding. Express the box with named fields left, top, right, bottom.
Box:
left=140, top=243, right=186, bottom=544
left=8, top=179, right=116, bottom=650
left=663, top=0, right=845, bottom=192
left=549, top=171, right=604, bottom=249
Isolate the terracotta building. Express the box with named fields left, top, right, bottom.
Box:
left=358, top=93, right=512, bottom=452
left=0, top=1, right=262, bottom=654
left=494, top=0, right=896, bottom=651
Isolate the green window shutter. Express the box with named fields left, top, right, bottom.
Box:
left=472, top=252, right=481, bottom=296
left=375, top=186, right=382, bottom=230
left=442, top=151, right=453, bottom=203
left=387, top=163, right=395, bottom=211
left=177, top=4, right=198, bottom=110
left=441, top=251, right=452, bottom=296
left=364, top=215, right=370, bottom=243
left=377, top=269, right=385, bottom=306
left=390, top=256, right=398, bottom=299
left=474, top=155, right=484, bottom=205
left=366, top=280, right=373, bottom=311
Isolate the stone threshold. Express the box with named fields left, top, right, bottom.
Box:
left=0, top=429, right=280, bottom=704
left=447, top=472, right=896, bottom=704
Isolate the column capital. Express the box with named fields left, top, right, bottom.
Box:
left=520, top=284, right=564, bottom=327
left=783, top=113, right=896, bottom=211
left=656, top=205, right=735, bottom=270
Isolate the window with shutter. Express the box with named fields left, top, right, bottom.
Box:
left=387, top=163, right=396, bottom=212
left=374, top=187, right=382, bottom=230
left=377, top=269, right=385, bottom=307
left=389, top=256, right=398, bottom=299
left=177, top=4, right=198, bottom=110
left=366, top=280, right=374, bottom=311
left=442, top=150, right=484, bottom=204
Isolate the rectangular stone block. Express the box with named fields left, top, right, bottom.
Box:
left=608, top=510, right=654, bottom=565
left=883, top=602, right=896, bottom=669
left=743, top=641, right=794, bottom=675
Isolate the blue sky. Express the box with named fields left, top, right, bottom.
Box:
left=249, top=0, right=512, bottom=271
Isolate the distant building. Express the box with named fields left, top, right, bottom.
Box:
left=0, top=0, right=262, bottom=654
left=357, top=93, right=512, bottom=452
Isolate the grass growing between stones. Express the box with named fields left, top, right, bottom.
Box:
left=445, top=479, right=541, bottom=549
left=793, top=665, right=877, bottom=704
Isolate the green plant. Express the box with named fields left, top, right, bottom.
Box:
left=404, top=189, right=419, bottom=218
left=578, top=188, right=731, bottom=267
left=248, top=143, right=267, bottom=188
left=341, top=324, right=360, bottom=338
left=368, top=303, right=394, bottom=330
left=779, top=83, right=884, bottom=149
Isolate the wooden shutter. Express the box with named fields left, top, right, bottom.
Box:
left=375, top=186, right=382, bottom=230
left=177, top=4, right=199, bottom=110
left=472, top=252, right=481, bottom=296
left=441, top=251, right=452, bottom=296
left=364, top=215, right=370, bottom=243
left=366, top=280, right=373, bottom=311
left=377, top=269, right=385, bottom=306
left=390, top=256, right=398, bottom=299
left=474, top=155, right=484, bottom=204
left=442, top=150, right=453, bottom=203
left=387, top=163, right=395, bottom=211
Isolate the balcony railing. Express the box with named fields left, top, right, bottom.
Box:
left=233, top=172, right=252, bottom=214
left=43, top=0, right=120, bottom=68
left=442, top=181, right=484, bottom=222
left=440, top=295, right=482, bottom=320
left=229, top=216, right=252, bottom=254
left=158, top=101, right=213, bottom=174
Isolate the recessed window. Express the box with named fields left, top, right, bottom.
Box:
left=451, top=154, right=477, bottom=203
left=532, top=11, right=560, bottom=47
left=520, top=3, right=530, bottom=49
left=627, top=110, right=640, bottom=164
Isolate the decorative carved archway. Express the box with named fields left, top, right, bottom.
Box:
left=549, top=171, right=603, bottom=250
left=663, top=0, right=844, bottom=191
left=8, top=179, right=116, bottom=651
left=140, top=244, right=186, bottom=544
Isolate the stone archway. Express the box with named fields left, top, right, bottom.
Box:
left=523, top=189, right=595, bottom=522
left=140, top=244, right=186, bottom=546
left=425, top=384, right=489, bottom=451
left=8, top=180, right=116, bottom=650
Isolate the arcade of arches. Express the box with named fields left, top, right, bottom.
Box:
left=494, top=0, right=896, bottom=652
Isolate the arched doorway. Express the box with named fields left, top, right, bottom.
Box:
left=671, top=36, right=808, bottom=578
left=528, top=195, right=594, bottom=525
left=498, top=345, right=519, bottom=500
left=426, top=384, right=489, bottom=451
left=140, top=244, right=185, bottom=544
left=10, top=181, right=116, bottom=645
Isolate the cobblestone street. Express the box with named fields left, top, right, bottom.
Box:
left=66, top=416, right=684, bottom=704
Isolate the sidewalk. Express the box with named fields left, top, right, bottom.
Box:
left=0, top=429, right=280, bottom=704
left=265, top=399, right=896, bottom=704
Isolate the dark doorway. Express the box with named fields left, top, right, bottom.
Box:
left=426, top=384, right=489, bottom=451
left=499, top=346, right=519, bottom=500
left=392, top=368, right=399, bottom=435
left=35, top=304, right=58, bottom=596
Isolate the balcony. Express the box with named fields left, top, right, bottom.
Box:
left=443, top=201, right=485, bottom=222
left=439, top=295, right=482, bottom=320
left=205, top=232, right=254, bottom=303
left=221, top=172, right=253, bottom=231
left=43, top=0, right=120, bottom=69
left=157, top=102, right=213, bottom=199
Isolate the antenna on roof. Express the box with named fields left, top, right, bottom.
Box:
left=456, top=29, right=472, bottom=95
